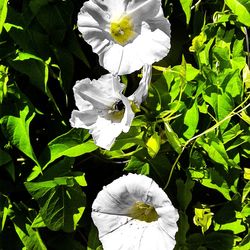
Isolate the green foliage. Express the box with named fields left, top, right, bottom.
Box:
left=225, top=0, right=250, bottom=26
left=25, top=176, right=86, bottom=232
left=0, top=0, right=249, bottom=249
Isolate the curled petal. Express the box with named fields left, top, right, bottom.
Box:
left=128, top=64, right=152, bottom=106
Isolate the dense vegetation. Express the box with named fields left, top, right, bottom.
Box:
left=0, top=0, right=249, bottom=249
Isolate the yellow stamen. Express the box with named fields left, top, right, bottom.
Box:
left=110, top=16, right=135, bottom=45
left=129, top=201, right=159, bottom=223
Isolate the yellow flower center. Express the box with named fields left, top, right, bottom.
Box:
left=110, top=16, right=135, bottom=45
left=129, top=201, right=159, bottom=223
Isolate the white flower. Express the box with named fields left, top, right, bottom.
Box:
left=92, top=174, right=179, bottom=250
left=70, top=65, right=152, bottom=150
left=78, top=0, right=171, bottom=75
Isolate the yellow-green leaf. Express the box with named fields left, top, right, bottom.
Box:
left=0, top=0, right=8, bottom=34
left=225, top=0, right=250, bottom=26
left=146, top=132, right=161, bottom=158
left=193, top=207, right=213, bottom=234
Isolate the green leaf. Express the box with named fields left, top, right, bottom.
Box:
left=0, top=65, right=8, bottom=104
left=222, top=124, right=242, bottom=144
left=0, top=0, right=8, bottom=34
left=242, top=181, right=250, bottom=202
left=179, top=0, right=193, bottom=24
left=125, top=156, right=150, bottom=175
left=31, top=213, right=46, bottom=229
left=25, top=177, right=86, bottom=232
left=10, top=203, right=47, bottom=250
left=0, top=194, right=11, bottom=232
left=175, top=211, right=190, bottom=248
left=204, top=90, right=234, bottom=132
left=214, top=219, right=246, bottom=234
left=0, top=105, right=40, bottom=168
left=164, top=121, right=182, bottom=154
left=197, top=133, right=233, bottom=170
left=9, top=52, right=50, bottom=93
left=0, top=149, right=15, bottom=181
left=146, top=132, right=161, bottom=158
left=225, top=0, right=250, bottom=26
left=35, top=4, right=67, bottom=44
left=193, top=207, right=213, bottom=234
left=200, top=168, right=232, bottom=200
left=0, top=149, right=12, bottom=166
left=29, top=0, right=49, bottom=14
left=205, top=231, right=234, bottom=250
left=176, top=178, right=195, bottom=211
left=87, top=224, right=103, bottom=250
left=183, top=100, right=199, bottom=139
left=111, top=126, right=144, bottom=151
left=42, top=129, right=98, bottom=168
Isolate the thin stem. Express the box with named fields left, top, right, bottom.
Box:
left=164, top=95, right=250, bottom=190
left=191, top=0, right=202, bottom=10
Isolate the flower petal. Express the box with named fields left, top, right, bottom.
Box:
left=98, top=44, right=126, bottom=75
left=127, top=0, right=161, bottom=24
left=70, top=110, right=98, bottom=129
left=128, top=64, right=152, bottom=106
left=78, top=2, right=111, bottom=55
left=90, top=96, right=134, bottom=150
left=138, top=223, right=176, bottom=250
left=131, top=20, right=171, bottom=65
left=92, top=174, right=152, bottom=216
left=99, top=19, right=170, bottom=75
left=80, top=1, right=110, bottom=28
left=92, top=0, right=126, bottom=18
left=100, top=220, right=149, bottom=250
left=91, top=174, right=179, bottom=249
left=90, top=117, right=126, bottom=150
left=72, top=75, right=122, bottom=110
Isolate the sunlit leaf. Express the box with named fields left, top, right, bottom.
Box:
left=204, top=90, right=234, bottom=132
left=146, top=132, right=161, bottom=158
left=242, top=181, right=250, bottom=202
left=193, top=207, right=213, bottom=234
left=179, top=0, right=193, bottom=24
left=200, top=168, right=232, bottom=200
left=31, top=213, right=46, bottom=229
left=125, top=156, right=150, bottom=175
left=111, top=126, right=144, bottom=151
left=183, top=100, right=199, bottom=139
left=244, top=168, right=250, bottom=180
left=164, top=121, right=182, bottom=154
left=214, top=219, right=246, bottom=234
left=0, top=105, right=40, bottom=168
left=25, top=177, right=86, bottom=232
left=225, top=0, right=250, bottom=26
left=0, top=65, right=8, bottom=104
left=10, top=203, right=47, bottom=250
left=0, top=194, right=11, bottom=232
left=0, top=0, right=8, bottom=34
left=197, top=132, right=236, bottom=170
left=41, top=129, right=98, bottom=168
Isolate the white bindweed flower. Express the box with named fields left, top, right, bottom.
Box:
left=92, top=173, right=179, bottom=250
left=78, top=0, right=171, bottom=75
left=70, top=65, right=152, bottom=150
